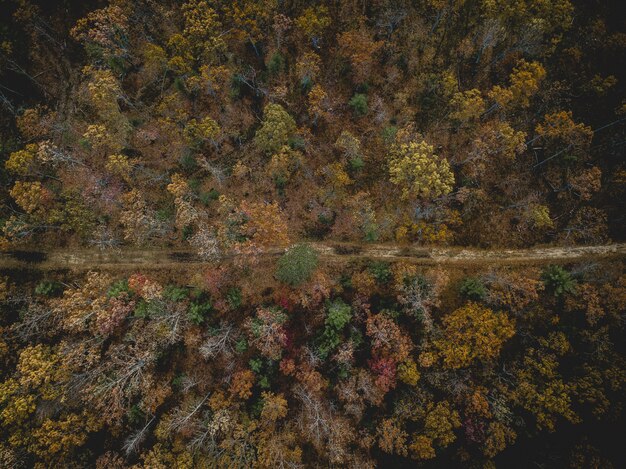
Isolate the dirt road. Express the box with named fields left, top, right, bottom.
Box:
left=1, top=242, right=624, bottom=271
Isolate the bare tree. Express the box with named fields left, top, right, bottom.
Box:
left=199, top=322, right=236, bottom=359
left=123, top=415, right=156, bottom=456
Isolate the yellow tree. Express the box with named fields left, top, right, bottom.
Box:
left=5, top=144, right=38, bottom=176
left=317, top=161, right=353, bottom=207
left=9, top=181, right=52, bottom=217
left=535, top=110, right=593, bottom=162
left=377, top=417, right=409, bottom=456
left=244, top=201, right=291, bottom=249
left=463, top=121, right=526, bottom=180
left=30, top=412, right=100, bottom=463
left=267, top=145, right=302, bottom=186
left=167, top=173, right=200, bottom=231
left=17, top=344, right=67, bottom=400
left=296, top=51, right=321, bottom=84
left=307, top=84, right=329, bottom=121
left=70, top=5, right=129, bottom=59
left=449, top=89, right=485, bottom=122
left=489, top=60, right=546, bottom=109
left=388, top=141, right=454, bottom=200
left=295, top=6, right=331, bottom=47
left=408, top=400, right=461, bottom=460
left=254, top=103, right=297, bottom=154
left=52, top=271, right=111, bottom=333
left=433, top=302, right=515, bottom=368
left=184, top=116, right=220, bottom=147
left=167, top=0, right=226, bottom=71
left=513, top=334, right=580, bottom=431
left=105, top=154, right=134, bottom=183
left=228, top=0, right=278, bottom=46
left=483, top=0, right=574, bottom=35
left=260, top=391, right=288, bottom=423
left=119, top=190, right=165, bottom=244
left=82, top=66, right=131, bottom=152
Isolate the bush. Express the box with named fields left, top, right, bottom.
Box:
left=267, top=52, right=285, bottom=76
left=235, top=338, right=248, bottom=353
left=107, top=279, right=130, bottom=298
left=349, top=156, right=365, bottom=171
left=179, top=152, right=198, bottom=172
left=326, top=300, right=352, bottom=329
left=227, top=287, right=243, bottom=309
left=199, top=189, right=220, bottom=206
left=276, top=244, right=319, bottom=286
left=301, top=75, right=313, bottom=93
left=317, top=300, right=353, bottom=359
left=35, top=280, right=62, bottom=297
left=369, top=261, right=391, bottom=284
left=348, top=93, right=368, bottom=116
left=188, top=301, right=212, bottom=325
left=182, top=224, right=194, bottom=240
left=163, top=285, right=188, bottom=302
left=288, top=135, right=306, bottom=150
left=188, top=178, right=201, bottom=192
left=542, top=265, right=577, bottom=297
left=133, top=300, right=152, bottom=318
left=382, top=125, right=398, bottom=144
left=230, top=74, right=244, bottom=99
left=460, top=277, right=487, bottom=301
left=249, top=358, right=263, bottom=373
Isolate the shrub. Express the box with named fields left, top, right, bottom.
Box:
left=35, top=281, right=62, bottom=297
left=235, top=338, right=248, bottom=353
left=349, top=156, right=365, bottom=171
left=267, top=52, right=285, bottom=76
left=369, top=261, right=392, bottom=284
left=541, top=265, right=577, bottom=297
left=182, top=224, right=194, bottom=240
left=382, top=125, right=398, bottom=144
left=460, top=277, right=487, bottom=301
left=227, top=287, right=242, bottom=309
left=107, top=279, right=130, bottom=298
left=301, top=75, right=313, bottom=93
left=326, top=300, right=352, bottom=329
left=348, top=93, right=368, bottom=116
left=188, top=301, right=212, bottom=325
left=200, top=188, right=220, bottom=205
left=179, top=152, right=198, bottom=172
left=249, top=358, right=263, bottom=373
left=163, top=285, right=188, bottom=302
left=316, top=300, right=353, bottom=359
left=276, top=244, right=319, bottom=286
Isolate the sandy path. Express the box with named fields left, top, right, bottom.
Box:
left=1, top=242, right=624, bottom=271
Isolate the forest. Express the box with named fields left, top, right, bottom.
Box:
left=0, top=0, right=624, bottom=467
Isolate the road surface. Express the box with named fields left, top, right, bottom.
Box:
left=1, top=242, right=624, bottom=271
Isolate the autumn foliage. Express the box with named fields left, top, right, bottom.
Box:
left=0, top=0, right=624, bottom=466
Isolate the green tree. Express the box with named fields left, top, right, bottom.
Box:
left=348, top=93, right=368, bottom=117
left=541, top=265, right=577, bottom=297
left=276, top=244, right=318, bottom=286
left=317, top=300, right=353, bottom=359
left=459, top=277, right=486, bottom=301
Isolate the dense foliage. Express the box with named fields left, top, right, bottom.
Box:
left=0, top=259, right=624, bottom=467
left=0, top=0, right=624, bottom=252
left=0, top=0, right=625, bottom=467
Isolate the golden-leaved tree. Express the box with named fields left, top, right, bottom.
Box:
left=433, top=302, right=515, bottom=368
left=388, top=141, right=455, bottom=200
